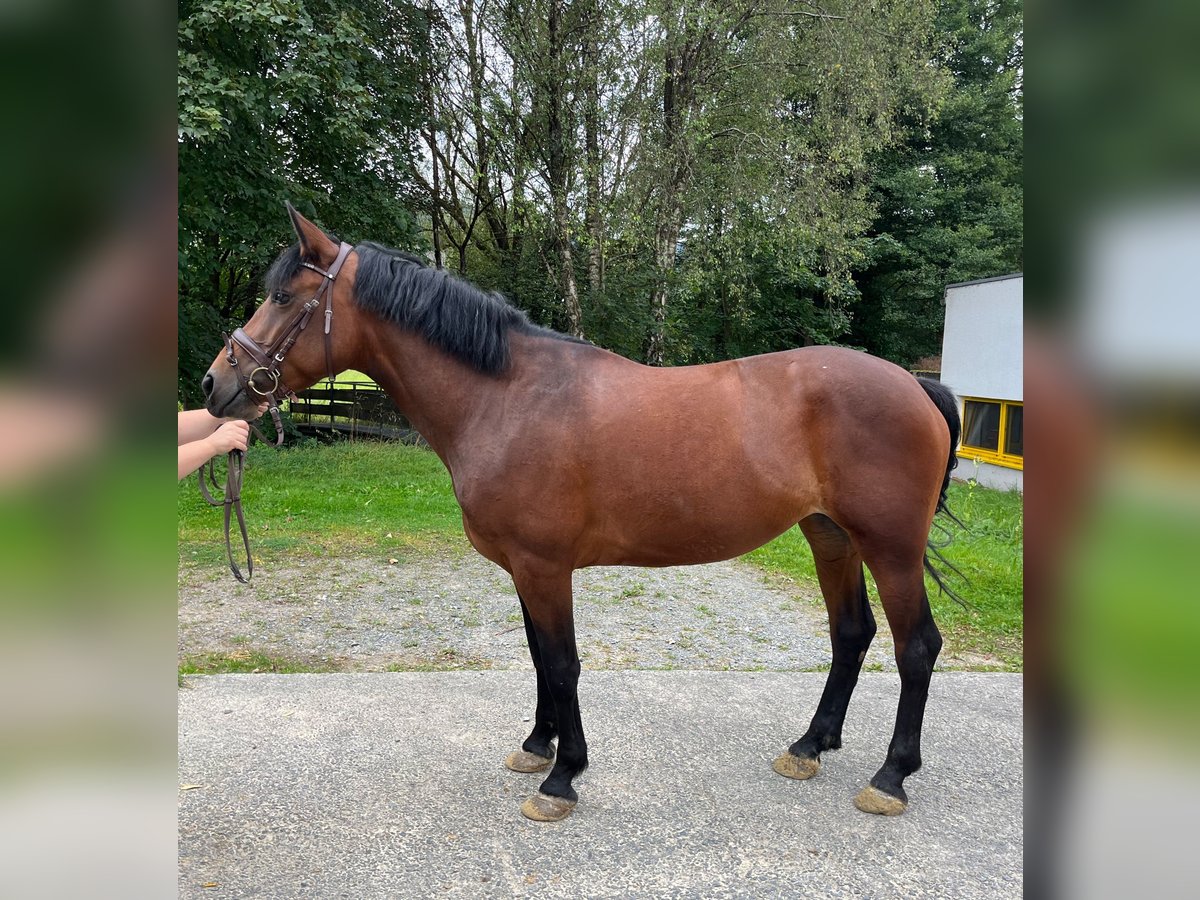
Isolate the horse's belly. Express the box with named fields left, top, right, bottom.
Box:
left=584, top=501, right=804, bottom=568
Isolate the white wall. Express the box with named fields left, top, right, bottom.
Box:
left=957, top=458, right=1022, bottom=492
left=940, top=275, right=1023, bottom=402
left=940, top=274, right=1023, bottom=493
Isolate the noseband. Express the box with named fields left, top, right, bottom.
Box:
left=201, top=240, right=353, bottom=583
left=223, top=241, right=354, bottom=446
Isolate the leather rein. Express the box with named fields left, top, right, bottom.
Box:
left=198, top=242, right=354, bottom=582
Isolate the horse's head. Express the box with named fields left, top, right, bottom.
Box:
left=202, top=204, right=358, bottom=419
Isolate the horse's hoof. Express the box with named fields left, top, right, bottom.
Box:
left=853, top=785, right=907, bottom=816
left=772, top=752, right=820, bottom=780
left=520, top=792, right=577, bottom=822
left=504, top=750, right=554, bottom=773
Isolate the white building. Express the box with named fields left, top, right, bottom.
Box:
left=939, top=274, right=1023, bottom=492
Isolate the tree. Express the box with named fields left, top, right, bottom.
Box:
left=179, top=0, right=1020, bottom=392
left=400, top=1, right=948, bottom=363
left=849, top=0, right=1023, bottom=367
left=178, top=0, right=428, bottom=403
left=634, top=0, right=947, bottom=363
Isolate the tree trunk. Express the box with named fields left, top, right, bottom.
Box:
left=583, top=0, right=603, bottom=298
left=646, top=209, right=680, bottom=365
left=557, top=209, right=583, bottom=337
left=463, top=0, right=501, bottom=261
left=429, top=128, right=444, bottom=269
left=422, top=2, right=444, bottom=268
left=547, top=0, right=583, bottom=336
left=646, top=37, right=691, bottom=365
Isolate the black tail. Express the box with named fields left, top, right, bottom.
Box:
left=917, top=377, right=968, bottom=605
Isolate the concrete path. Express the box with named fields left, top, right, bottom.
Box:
left=179, top=672, right=1022, bottom=898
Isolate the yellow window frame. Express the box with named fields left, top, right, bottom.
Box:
left=959, top=397, right=1023, bottom=470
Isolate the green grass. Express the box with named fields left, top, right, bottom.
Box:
left=179, top=650, right=342, bottom=674
left=179, top=441, right=463, bottom=566
left=180, top=442, right=1023, bottom=667
left=334, top=370, right=374, bottom=383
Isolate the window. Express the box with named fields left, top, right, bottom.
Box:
left=960, top=398, right=1023, bottom=470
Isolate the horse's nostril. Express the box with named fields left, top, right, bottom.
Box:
left=202, top=372, right=215, bottom=399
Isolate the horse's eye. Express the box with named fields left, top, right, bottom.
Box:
left=273, top=290, right=291, bottom=305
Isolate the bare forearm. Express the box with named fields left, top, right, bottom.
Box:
left=178, top=436, right=217, bottom=480
left=178, top=408, right=222, bottom=445
left=177, top=416, right=258, bottom=480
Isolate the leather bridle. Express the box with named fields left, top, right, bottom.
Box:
left=224, top=241, right=354, bottom=446
left=199, top=241, right=354, bottom=583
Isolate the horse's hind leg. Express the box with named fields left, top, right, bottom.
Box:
left=855, top=545, right=943, bottom=816
left=508, top=562, right=588, bottom=822
left=774, top=514, right=876, bottom=781
left=503, top=594, right=557, bottom=774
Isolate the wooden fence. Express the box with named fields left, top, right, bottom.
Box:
left=289, top=381, right=422, bottom=442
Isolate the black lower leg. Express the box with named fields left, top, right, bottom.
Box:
left=791, top=574, right=875, bottom=760
left=536, top=647, right=588, bottom=802
left=870, top=610, right=942, bottom=802
left=519, top=596, right=557, bottom=759
left=511, top=568, right=588, bottom=809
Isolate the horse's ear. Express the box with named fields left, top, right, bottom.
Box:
left=286, top=202, right=338, bottom=265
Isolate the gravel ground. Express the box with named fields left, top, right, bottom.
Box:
left=179, top=550, right=998, bottom=672
left=178, top=671, right=1024, bottom=899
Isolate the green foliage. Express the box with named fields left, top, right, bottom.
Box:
left=849, top=0, right=1023, bottom=367
left=177, top=0, right=1022, bottom=393
left=178, top=0, right=428, bottom=403
left=402, top=0, right=964, bottom=366
left=581, top=239, right=659, bottom=360
left=671, top=206, right=854, bottom=363
left=624, top=0, right=953, bottom=364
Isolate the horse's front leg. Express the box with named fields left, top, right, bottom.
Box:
left=507, top=563, right=588, bottom=822
left=503, top=594, right=557, bottom=774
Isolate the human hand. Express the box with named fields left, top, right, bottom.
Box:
left=207, top=420, right=251, bottom=455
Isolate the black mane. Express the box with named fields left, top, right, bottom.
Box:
left=264, top=238, right=582, bottom=374
left=352, top=241, right=583, bottom=374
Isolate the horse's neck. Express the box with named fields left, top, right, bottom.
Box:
left=359, top=326, right=506, bottom=464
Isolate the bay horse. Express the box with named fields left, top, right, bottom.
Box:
left=202, top=205, right=962, bottom=822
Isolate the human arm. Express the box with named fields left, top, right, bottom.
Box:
left=177, top=403, right=268, bottom=480
left=177, top=408, right=224, bottom=446
left=178, top=402, right=269, bottom=445
left=178, top=420, right=253, bottom=480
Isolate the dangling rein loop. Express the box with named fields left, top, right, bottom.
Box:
left=203, top=241, right=352, bottom=582
left=196, top=413, right=284, bottom=583
left=197, top=448, right=253, bottom=583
